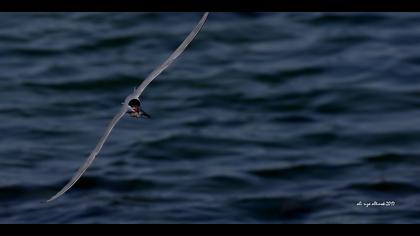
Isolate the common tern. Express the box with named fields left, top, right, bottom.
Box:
left=47, top=12, right=209, bottom=202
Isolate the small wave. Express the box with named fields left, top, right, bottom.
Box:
left=272, top=115, right=316, bottom=123
left=47, top=176, right=160, bottom=196
left=307, top=13, right=389, bottom=26
left=248, top=163, right=357, bottom=180
left=185, top=174, right=253, bottom=193
left=24, top=74, right=138, bottom=92
left=253, top=66, right=326, bottom=85
left=71, top=34, right=139, bottom=53
left=345, top=181, right=420, bottom=195
left=231, top=195, right=328, bottom=221
left=6, top=47, right=64, bottom=58
left=364, top=153, right=420, bottom=164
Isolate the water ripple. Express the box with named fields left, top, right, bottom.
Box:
left=1, top=12, right=420, bottom=223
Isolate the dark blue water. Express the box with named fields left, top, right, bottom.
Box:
left=1, top=12, right=420, bottom=223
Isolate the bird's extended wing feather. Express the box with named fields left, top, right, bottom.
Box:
left=133, top=12, right=209, bottom=98
left=47, top=106, right=128, bottom=202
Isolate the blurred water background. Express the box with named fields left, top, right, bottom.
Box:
left=1, top=12, right=420, bottom=223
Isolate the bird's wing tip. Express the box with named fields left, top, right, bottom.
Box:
left=46, top=191, right=65, bottom=203
left=45, top=196, right=57, bottom=203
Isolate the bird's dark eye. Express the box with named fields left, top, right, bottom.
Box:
left=128, top=99, right=140, bottom=107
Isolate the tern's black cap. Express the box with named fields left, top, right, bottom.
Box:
left=128, top=99, right=140, bottom=107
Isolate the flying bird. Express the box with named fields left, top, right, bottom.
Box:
left=47, top=12, right=209, bottom=202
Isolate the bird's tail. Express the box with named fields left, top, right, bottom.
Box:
left=141, top=111, right=151, bottom=118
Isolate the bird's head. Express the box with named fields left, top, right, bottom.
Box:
left=127, top=98, right=151, bottom=119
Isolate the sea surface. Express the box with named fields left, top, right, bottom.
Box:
left=1, top=12, right=420, bottom=223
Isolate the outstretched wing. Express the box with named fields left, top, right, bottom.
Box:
left=47, top=106, right=128, bottom=202
left=132, top=12, right=209, bottom=98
